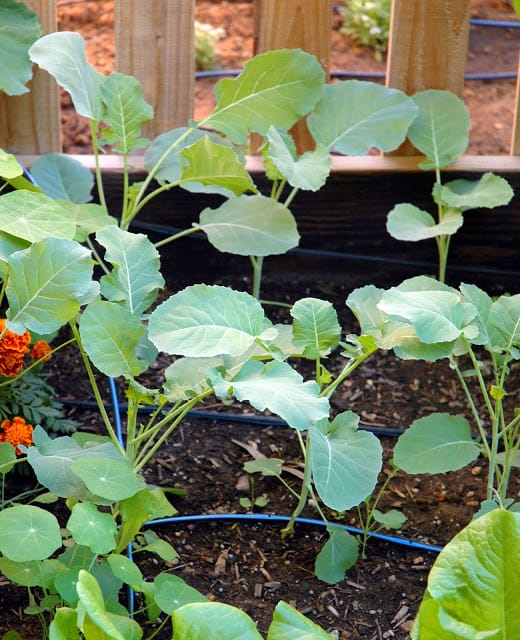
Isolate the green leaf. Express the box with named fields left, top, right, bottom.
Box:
left=0, top=0, right=41, bottom=95
left=412, top=510, right=520, bottom=639
left=0, top=505, right=61, bottom=561
left=514, top=0, right=520, bottom=17
left=179, top=136, right=256, bottom=197
left=198, top=194, right=299, bottom=257
left=163, top=356, right=223, bottom=401
left=106, top=554, right=143, bottom=589
left=314, top=527, right=359, bottom=584
left=0, top=149, right=25, bottom=180
left=148, top=284, right=273, bottom=357
left=49, top=607, right=81, bottom=640
left=0, top=442, right=16, bottom=475
left=29, top=32, right=104, bottom=120
left=435, top=173, right=514, bottom=211
left=67, top=502, right=117, bottom=555
left=29, top=154, right=94, bottom=203
left=97, top=226, right=164, bottom=315
left=100, top=72, right=153, bottom=152
left=387, top=203, right=463, bottom=241
left=172, top=602, right=263, bottom=640
left=65, top=203, right=116, bottom=243
left=6, top=238, right=97, bottom=334
left=71, top=456, right=145, bottom=501
left=308, top=80, right=418, bottom=154
left=0, top=558, right=42, bottom=587
left=487, top=293, right=520, bottom=352
left=118, top=488, right=176, bottom=552
left=211, top=360, right=329, bottom=430
left=204, top=49, right=325, bottom=144
left=0, top=191, right=77, bottom=242
left=310, top=411, right=382, bottom=510
left=244, top=458, right=283, bottom=477
left=408, top=90, right=470, bottom=169
left=153, top=574, right=207, bottom=614
left=393, top=413, right=480, bottom=474
left=79, top=301, right=153, bottom=378
left=373, top=509, right=407, bottom=530
left=378, top=277, right=479, bottom=344
left=268, top=600, right=333, bottom=640
left=291, top=297, right=340, bottom=359
left=266, top=127, right=331, bottom=191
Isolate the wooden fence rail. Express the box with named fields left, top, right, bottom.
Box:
left=1, top=0, right=520, bottom=165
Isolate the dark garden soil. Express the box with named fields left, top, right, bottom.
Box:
left=1, top=2, right=519, bottom=639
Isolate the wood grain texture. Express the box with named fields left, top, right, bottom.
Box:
left=253, top=0, right=332, bottom=152
left=115, top=0, right=195, bottom=139
left=0, top=0, right=60, bottom=154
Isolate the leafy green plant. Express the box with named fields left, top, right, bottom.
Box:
left=339, top=0, right=391, bottom=61
left=386, top=90, right=514, bottom=282
left=195, top=20, right=225, bottom=70
left=411, top=508, right=520, bottom=639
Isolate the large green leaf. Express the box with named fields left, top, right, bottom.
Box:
left=67, top=503, right=118, bottom=555
left=198, top=195, right=299, bottom=256
left=0, top=0, right=41, bottom=95
left=266, top=127, right=331, bottom=191
left=0, top=190, right=77, bottom=242
left=210, top=360, right=330, bottom=430
left=153, top=574, right=207, bottom=614
left=148, top=284, right=274, bottom=357
left=387, top=204, right=463, bottom=241
left=310, top=411, right=382, bottom=510
left=49, top=608, right=81, bottom=640
left=487, top=294, right=520, bottom=352
left=79, top=301, right=153, bottom=378
left=0, top=505, right=61, bottom=561
left=179, top=136, right=256, bottom=197
left=267, top=601, right=334, bottom=639
left=29, top=154, right=94, bottom=203
left=314, top=528, right=359, bottom=585
left=408, top=90, right=470, bottom=170
left=100, top=72, right=153, bottom=152
left=71, top=456, right=145, bottom=501
left=172, top=602, right=263, bottom=640
left=291, top=297, right=341, bottom=359
left=29, top=32, right=104, bottom=120
left=393, top=413, right=480, bottom=474
left=308, top=80, right=418, bottom=154
left=204, top=49, right=325, bottom=144
left=97, top=226, right=164, bottom=315
left=163, top=356, right=224, bottom=401
left=434, top=173, right=514, bottom=211
left=412, top=509, right=520, bottom=639
left=6, top=237, right=97, bottom=334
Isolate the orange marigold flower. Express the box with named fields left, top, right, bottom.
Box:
left=0, top=353, right=25, bottom=377
left=0, top=417, right=34, bottom=454
left=30, top=340, right=52, bottom=362
left=0, top=319, right=31, bottom=377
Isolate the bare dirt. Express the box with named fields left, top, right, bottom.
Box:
left=1, top=2, right=519, bottom=639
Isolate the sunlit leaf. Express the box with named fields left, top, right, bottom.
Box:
left=268, top=601, right=333, bottom=640
left=387, top=204, right=463, bottom=241
left=153, top=574, right=207, bottom=614
left=67, top=502, right=117, bottom=554
left=71, top=456, right=145, bottom=501
left=291, top=297, right=341, bottom=359
left=0, top=505, right=61, bottom=561
left=434, top=173, right=514, bottom=211
left=172, top=602, right=263, bottom=640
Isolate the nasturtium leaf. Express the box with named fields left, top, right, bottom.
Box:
left=148, top=284, right=272, bottom=357
left=30, top=32, right=104, bottom=120
left=310, top=411, right=382, bottom=510
left=6, top=238, right=97, bottom=335
left=153, top=574, right=207, bottom=614
left=314, top=527, right=359, bottom=584
left=434, top=172, right=514, bottom=211
left=0, top=558, right=42, bottom=587
left=386, top=203, right=463, bottom=241
left=0, top=505, right=61, bottom=561
left=0, top=149, right=24, bottom=180
left=268, top=601, right=334, bottom=640
left=204, top=49, right=325, bottom=144
left=29, top=154, right=94, bottom=203
left=79, top=300, right=153, bottom=378
left=266, top=126, right=331, bottom=191
left=67, top=502, right=117, bottom=555
left=0, top=442, right=16, bottom=475
left=393, top=413, right=480, bottom=474
left=172, top=602, right=263, bottom=640
left=97, top=226, right=164, bottom=315
left=291, top=297, right=341, bottom=359
left=49, top=607, right=81, bottom=640
left=211, top=360, right=329, bottom=430
left=106, top=554, right=143, bottom=589
left=198, top=195, right=299, bottom=256
left=0, top=190, right=77, bottom=242
left=71, top=456, right=145, bottom=501
left=408, top=90, right=470, bottom=169
left=100, top=71, right=153, bottom=153
left=412, top=509, right=520, bottom=639
left=308, top=80, right=418, bottom=154
left=0, top=0, right=41, bottom=95
left=179, top=136, right=256, bottom=197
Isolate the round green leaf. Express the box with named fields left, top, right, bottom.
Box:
left=71, top=456, right=145, bottom=501
left=0, top=505, right=61, bottom=561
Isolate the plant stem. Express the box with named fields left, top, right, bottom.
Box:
left=281, top=430, right=311, bottom=538
left=154, top=225, right=200, bottom=250
left=89, top=120, right=108, bottom=213
left=250, top=255, right=264, bottom=300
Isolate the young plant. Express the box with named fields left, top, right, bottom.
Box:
left=386, top=90, right=513, bottom=282
left=339, top=0, right=391, bottom=61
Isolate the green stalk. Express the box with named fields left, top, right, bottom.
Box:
left=154, top=225, right=200, bottom=250
left=250, top=255, right=264, bottom=300
left=321, top=341, right=378, bottom=399
left=281, top=430, right=310, bottom=538
left=89, top=120, right=108, bottom=213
